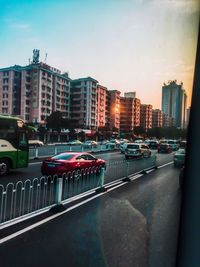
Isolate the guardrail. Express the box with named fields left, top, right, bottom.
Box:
left=29, top=144, right=119, bottom=160
left=0, top=155, right=157, bottom=226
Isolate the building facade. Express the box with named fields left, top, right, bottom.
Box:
left=107, top=90, right=121, bottom=130
left=0, top=66, right=22, bottom=116
left=0, top=62, right=71, bottom=124
left=140, top=104, right=152, bottom=131
left=186, top=107, right=190, bottom=127
left=162, top=80, right=187, bottom=128
left=70, top=77, right=98, bottom=129
left=133, top=98, right=141, bottom=127
left=124, top=91, right=136, bottom=99
left=152, top=109, right=163, bottom=128
left=120, top=97, right=134, bottom=133
left=97, top=84, right=107, bottom=128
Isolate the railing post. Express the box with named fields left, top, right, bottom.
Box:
left=56, top=177, right=63, bottom=205
left=50, top=176, right=65, bottom=213
left=122, top=159, right=131, bottom=182
left=34, top=147, right=39, bottom=159
left=54, top=144, right=58, bottom=155
left=96, top=167, right=107, bottom=193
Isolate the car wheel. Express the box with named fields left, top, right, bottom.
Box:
left=0, top=159, right=10, bottom=176
left=125, top=156, right=129, bottom=160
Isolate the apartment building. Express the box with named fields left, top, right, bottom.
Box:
left=0, top=65, right=22, bottom=116
left=140, top=104, right=152, bottom=131
left=70, top=77, right=98, bottom=129
left=162, top=113, right=175, bottom=127
left=107, top=90, right=121, bottom=130
left=120, top=96, right=134, bottom=132
left=134, top=98, right=141, bottom=127
left=97, top=84, right=107, bottom=128
left=162, top=80, right=187, bottom=128
left=124, top=91, right=136, bottom=99
left=0, top=62, right=71, bottom=123
left=152, top=109, right=163, bottom=128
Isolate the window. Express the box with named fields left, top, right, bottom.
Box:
left=3, top=78, right=8, bottom=84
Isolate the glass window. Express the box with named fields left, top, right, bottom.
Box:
left=53, top=153, right=74, bottom=160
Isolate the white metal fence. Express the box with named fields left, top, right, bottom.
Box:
left=0, top=166, right=104, bottom=225
left=0, top=156, right=157, bottom=226
left=29, top=144, right=119, bottom=159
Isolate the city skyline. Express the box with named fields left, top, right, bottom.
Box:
left=1, top=0, right=199, bottom=108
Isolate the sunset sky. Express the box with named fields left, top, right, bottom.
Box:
left=0, top=0, right=199, bottom=108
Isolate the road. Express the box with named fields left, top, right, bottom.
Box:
left=0, top=163, right=181, bottom=267
left=0, top=150, right=174, bottom=185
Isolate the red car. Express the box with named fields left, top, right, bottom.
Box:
left=41, top=152, right=106, bottom=176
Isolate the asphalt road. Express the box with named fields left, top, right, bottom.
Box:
left=0, top=164, right=181, bottom=267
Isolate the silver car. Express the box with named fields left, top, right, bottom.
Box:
left=125, top=143, right=151, bottom=159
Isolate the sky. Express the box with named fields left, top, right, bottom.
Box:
left=0, top=0, right=199, bottom=108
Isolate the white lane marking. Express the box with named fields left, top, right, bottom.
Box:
left=29, top=162, right=42, bottom=166
left=157, top=161, right=173, bottom=169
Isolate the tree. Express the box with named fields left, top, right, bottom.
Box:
left=37, top=125, right=48, bottom=142
left=134, top=126, right=145, bottom=136
left=78, top=131, right=86, bottom=142
left=46, top=111, right=64, bottom=132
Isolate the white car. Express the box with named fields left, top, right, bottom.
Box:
left=125, top=143, right=151, bottom=159
left=28, top=140, right=44, bottom=147
left=167, top=140, right=180, bottom=151
left=120, top=143, right=129, bottom=153
left=68, top=140, right=83, bottom=145
left=83, top=140, right=98, bottom=147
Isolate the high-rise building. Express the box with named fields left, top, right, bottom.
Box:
left=162, top=80, right=187, bottom=128
left=133, top=98, right=141, bottom=127
left=107, top=90, right=121, bottom=130
left=0, top=65, right=22, bottom=116
left=70, top=77, right=98, bottom=129
left=97, top=84, right=107, bottom=128
left=123, top=92, right=140, bottom=128
left=120, top=96, right=134, bottom=132
left=140, top=104, right=152, bottom=131
left=152, top=109, right=163, bottom=128
left=182, top=90, right=187, bottom=128
left=124, top=91, right=136, bottom=99
left=162, top=113, right=175, bottom=127
left=0, top=62, right=71, bottom=123
left=186, top=107, right=190, bottom=127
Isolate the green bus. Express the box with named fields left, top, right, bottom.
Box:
left=0, top=115, right=29, bottom=175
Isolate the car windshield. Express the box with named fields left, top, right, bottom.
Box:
left=127, top=144, right=139, bottom=149
left=52, top=154, right=74, bottom=160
